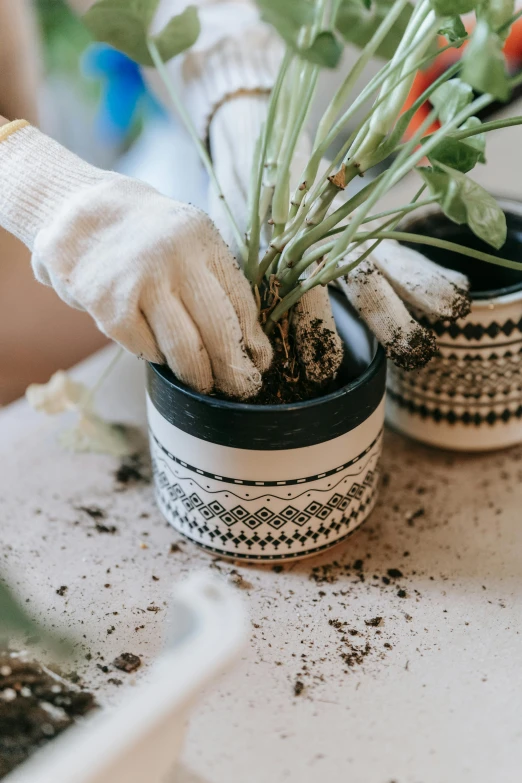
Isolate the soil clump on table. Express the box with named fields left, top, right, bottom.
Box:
left=0, top=653, right=96, bottom=779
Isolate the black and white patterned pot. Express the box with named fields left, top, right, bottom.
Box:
left=146, top=295, right=386, bottom=562
left=387, top=201, right=522, bottom=451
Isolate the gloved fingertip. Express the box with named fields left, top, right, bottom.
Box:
left=385, top=322, right=437, bottom=371
left=216, top=364, right=263, bottom=402
left=247, top=332, right=274, bottom=376
left=446, top=284, right=472, bottom=321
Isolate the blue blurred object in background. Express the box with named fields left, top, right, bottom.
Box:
left=82, top=44, right=165, bottom=145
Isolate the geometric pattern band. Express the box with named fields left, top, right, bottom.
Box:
left=418, top=315, right=522, bottom=341
left=150, top=428, right=383, bottom=487
left=387, top=388, right=522, bottom=426
left=150, top=432, right=382, bottom=561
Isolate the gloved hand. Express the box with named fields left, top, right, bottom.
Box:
left=209, top=95, right=345, bottom=384
left=340, top=237, right=471, bottom=369
left=0, top=122, right=272, bottom=399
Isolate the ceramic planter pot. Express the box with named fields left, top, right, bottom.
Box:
left=147, top=292, right=386, bottom=562
left=387, top=200, right=522, bottom=451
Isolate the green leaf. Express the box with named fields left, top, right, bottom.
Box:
left=461, top=19, right=511, bottom=101
left=430, top=78, right=473, bottom=125
left=425, top=117, right=486, bottom=173
left=459, top=116, right=486, bottom=162
left=0, top=581, right=72, bottom=655
left=478, top=0, right=515, bottom=41
left=426, top=136, right=482, bottom=173
left=430, top=0, right=478, bottom=13
left=303, top=31, right=343, bottom=67
left=256, top=0, right=313, bottom=49
left=419, top=164, right=507, bottom=248
left=336, top=0, right=414, bottom=60
left=83, top=0, right=199, bottom=66
left=438, top=16, right=467, bottom=45
left=256, top=0, right=341, bottom=67
left=152, top=6, right=200, bottom=62
left=419, top=166, right=468, bottom=223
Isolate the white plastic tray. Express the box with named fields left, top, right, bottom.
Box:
left=6, top=574, right=246, bottom=783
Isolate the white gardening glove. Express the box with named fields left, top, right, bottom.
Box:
left=0, top=123, right=272, bottom=399
left=340, top=238, right=470, bottom=369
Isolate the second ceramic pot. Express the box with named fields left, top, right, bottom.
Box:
left=386, top=200, right=522, bottom=451
left=147, top=292, right=386, bottom=562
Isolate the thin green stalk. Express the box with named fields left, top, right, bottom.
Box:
left=267, top=188, right=431, bottom=329
left=289, top=38, right=462, bottom=238
left=320, top=184, right=427, bottom=283
left=498, top=7, right=522, bottom=36
left=354, top=1, right=434, bottom=159
left=325, top=106, right=440, bottom=267
left=147, top=39, right=247, bottom=264
left=262, top=50, right=457, bottom=285
left=278, top=170, right=387, bottom=285
left=289, top=0, right=417, bottom=220
left=450, top=116, right=522, bottom=141
left=293, top=55, right=460, bottom=257
left=315, top=0, right=413, bottom=148
left=272, top=63, right=319, bottom=230
left=345, top=230, right=522, bottom=272
left=245, top=49, right=292, bottom=281
left=324, top=82, right=502, bottom=272
left=359, top=196, right=438, bottom=225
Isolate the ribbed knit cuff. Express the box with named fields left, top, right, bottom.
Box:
left=0, top=125, right=111, bottom=249
left=182, top=28, right=283, bottom=140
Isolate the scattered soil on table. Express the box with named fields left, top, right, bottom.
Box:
left=114, top=454, right=150, bottom=488
left=94, top=523, right=118, bottom=535
left=293, top=680, right=305, bottom=697
left=0, top=653, right=96, bottom=779
left=112, top=653, right=141, bottom=674
left=77, top=506, right=105, bottom=519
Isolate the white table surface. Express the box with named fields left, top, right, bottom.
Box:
left=1, top=346, right=521, bottom=783
left=2, top=111, right=522, bottom=783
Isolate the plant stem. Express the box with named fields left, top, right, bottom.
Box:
left=344, top=230, right=522, bottom=272
left=288, top=36, right=461, bottom=241
left=82, top=347, right=124, bottom=409
left=288, top=0, right=418, bottom=220
left=272, top=62, right=319, bottom=230
left=278, top=171, right=387, bottom=288
left=450, top=116, right=522, bottom=140
left=147, top=39, right=247, bottom=264
left=320, top=185, right=428, bottom=283
left=245, top=49, right=292, bottom=281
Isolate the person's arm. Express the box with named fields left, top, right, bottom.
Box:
left=0, top=0, right=40, bottom=123
left=0, top=119, right=272, bottom=399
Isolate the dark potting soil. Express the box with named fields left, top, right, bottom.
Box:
left=212, top=281, right=375, bottom=405
left=0, top=654, right=96, bottom=779
left=249, top=316, right=348, bottom=405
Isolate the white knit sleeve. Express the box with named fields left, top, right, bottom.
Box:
left=148, top=0, right=283, bottom=139
left=0, top=123, right=112, bottom=248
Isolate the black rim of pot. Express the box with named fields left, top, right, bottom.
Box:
left=400, top=197, right=522, bottom=301
left=146, top=344, right=386, bottom=451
